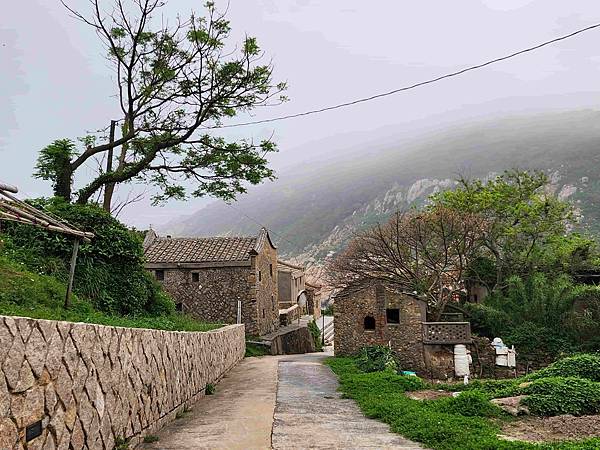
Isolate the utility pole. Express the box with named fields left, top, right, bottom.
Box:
left=102, top=120, right=117, bottom=212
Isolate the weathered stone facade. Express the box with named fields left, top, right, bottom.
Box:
left=305, top=283, right=322, bottom=319
left=145, top=229, right=279, bottom=337
left=334, top=283, right=428, bottom=374
left=0, top=315, right=245, bottom=449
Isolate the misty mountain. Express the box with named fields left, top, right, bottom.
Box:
left=164, top=110, right=600, bottom=262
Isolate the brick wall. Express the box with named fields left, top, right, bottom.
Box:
left=0, top=316, right=245, bottom=449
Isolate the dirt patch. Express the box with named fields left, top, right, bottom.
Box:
left=500, top=415, right=600, bottom=442
left=406, top=390, right=454, bottom=401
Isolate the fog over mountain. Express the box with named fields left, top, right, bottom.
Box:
left=162, top=109, right=600, bottom=262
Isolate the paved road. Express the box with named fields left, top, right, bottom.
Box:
left=142, top=352, right=423, bottom=450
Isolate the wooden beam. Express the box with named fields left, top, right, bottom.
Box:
left=64, top=238, right=80, bottom=309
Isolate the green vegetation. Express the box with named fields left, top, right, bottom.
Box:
left=322, top=304, right=334, bottom=316
left=205, top=383, right=215, bottom=395
left=356, top=345, right=398, bottom=373
left=326, top=354, right=600, bottom=450
left=143, top=435, right=159, bottom=444
left=0, top=200, right=219, bottom=332
left=308, top=319, right=323, bottom=352
left=245, top=341, right=271, bottom=357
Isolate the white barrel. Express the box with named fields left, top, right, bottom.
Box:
left=454, top=344, right=470, bottom=377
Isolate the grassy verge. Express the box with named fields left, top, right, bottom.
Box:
left=0, top=256, right=220, bottom=332
left=245, top=340, right=271, bottom=357
left=325, top=357, right=600, bottom=450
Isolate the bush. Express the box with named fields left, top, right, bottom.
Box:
left=461, top=302, right=513, bottom=338
left=503, top=322, right=574, bottom=361
left=1, top=198, right=174, bottom=316
left=356, top=345, right=398, bottom=373
left=522, top=376, right=600, bottom=416
left=431, top=391, right=501, bottom=417
left=526, top=354, right=600, bottom=382
left=308, top=319, right=323, bottom=351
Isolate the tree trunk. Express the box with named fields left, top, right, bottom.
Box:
left=102, top=120, right=117, bottom=212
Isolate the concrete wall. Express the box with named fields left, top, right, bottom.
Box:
left=0, top=316, right=245, bottom=449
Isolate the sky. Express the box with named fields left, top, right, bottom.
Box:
left=2, top=0, right=600, bottom=228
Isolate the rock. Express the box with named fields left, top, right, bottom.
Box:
left=0, top=418, right=18, bottom=449
left=10, top=385, right=45, bottom=428
left=491, top=395, right=530, bottom=416
left=518, top=382, right=532, bottom=389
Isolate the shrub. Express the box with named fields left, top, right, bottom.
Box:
left=205, top=383, right=215, bottom=395
left=461, top=302, right=513, bottom=338
left=522, top=376, right=600, bottom=416
left=526, top=354, right=600, bottom=382
left=431, top=391, right=501, bottom=417
left=308, top=319, right=323, bottom=351
left=503, top=322, right=574, bottom=361
left=1, top=198, right=174, bottom=316
left=356, top=345, right=398, bottom=373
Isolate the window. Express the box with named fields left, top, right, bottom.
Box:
left=386, top=309, right=400, bottom=324
left=364, top=316, right=376, bottom=330
left=262, top=308, right=266, bottom=318
left=175, top=303, right=183, bottom=312
left=269, top=264, right=273, bottom=277
left=191, top=272, right=199, bottom=283
left=259, top=271, right=262, bottom=282
left=155, top=270, right=164, bottom=281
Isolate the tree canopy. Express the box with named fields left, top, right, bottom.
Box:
left=35, top=0, right=287, bottom=211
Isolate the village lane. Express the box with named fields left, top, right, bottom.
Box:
left=143, top=351, right=423, bottom=450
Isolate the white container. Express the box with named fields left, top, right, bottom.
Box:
left=454, top=344, right=470, bottom=377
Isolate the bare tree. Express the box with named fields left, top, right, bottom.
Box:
left=35, top=0, right=287, bottom=210
left=327, top=208, right=486, bottom=319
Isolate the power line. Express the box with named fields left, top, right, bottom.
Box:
left=211, top=22, right=600, bottom=129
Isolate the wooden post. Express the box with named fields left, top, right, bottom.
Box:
left=64, top=238, right=80, bottom=309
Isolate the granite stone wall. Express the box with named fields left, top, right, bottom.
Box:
left=334, top=284, right=427, bottom=374
left=158, top=266, right=252, bottom=328
left=252, top=244, right=279, bottom=336
left=0, top=316, right=245, bottom=449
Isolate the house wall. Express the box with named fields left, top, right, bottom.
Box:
left=156, top=266, right=252, bottom=327
left=0, top=316, right=244, bottom=450
left=251, top=244, right=279, bottom=336
left=306, top=286, right=321, bottom=319
left=334, top=284, right=427, bottom=374
left=277, top=271, right=292, bottom=306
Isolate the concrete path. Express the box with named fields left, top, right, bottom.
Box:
left=142, top=352, right=423, bottom=449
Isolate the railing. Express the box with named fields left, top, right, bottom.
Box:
left=422, top=321, right=471, bottom=344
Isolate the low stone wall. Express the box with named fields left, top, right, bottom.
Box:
left=278, top=304, right=300, bottom=327
left=0, top=316, right=245, bottom=449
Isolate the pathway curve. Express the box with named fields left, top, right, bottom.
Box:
left=142, top=352, right=423, bottom=449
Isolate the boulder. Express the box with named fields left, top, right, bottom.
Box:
left=491, top=395, right=530, bottom=416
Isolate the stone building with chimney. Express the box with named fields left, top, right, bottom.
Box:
left=334, top=281, right=472, bottom=378
left=143, top=228, right=279, bottom=336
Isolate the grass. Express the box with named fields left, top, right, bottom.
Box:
left=325, top=357, right=600, bottom=450
left=0, top=255, right=221, bottom=332
left=143, top=435, right=159, bottom=443
left=245, top=341, right=271, bottom=357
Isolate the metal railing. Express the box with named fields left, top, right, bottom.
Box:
left=422, top=321, right=471, bottom=344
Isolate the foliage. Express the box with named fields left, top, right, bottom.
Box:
left=434, top=170, right=575, bottom=291
left=503, top=323, right=574, bottom=362
left=522, top=377, right=600, bottom=416
left=429, top=391, right=501, bottom=417
left=48, top=0, right=287, bottom=211
left=33, top=139, right=79, bottom=201
left=322, top=304, right=334, bottom=316
left=308, top=319, right=323, bottom=352
left=143, top=435, right=159, bottom=444
left=2, top=198, right=170, bottom=316
left=356, top=345, right=398, bottom=373
left=0, top=247, right=219, bottom=332
left=245, top=341, right=271, bottom=357
left=461, top=302, right=514, bottom=338
left=525, top=354, right=600, bottom=382
left=326, top=356, right=600, bottom=450
left=205, top=383, right=215, bottom=395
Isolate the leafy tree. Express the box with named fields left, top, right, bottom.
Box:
left=36, top=0, right=287, bottom=210
left=327, top=207, right=485, bottom=318
left=33, top=139, right=79, bottom=201
left=433, top=170, right=575, bottom=291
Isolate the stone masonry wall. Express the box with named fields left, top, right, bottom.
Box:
left=251, top=244, right=279, bottom=336
left=0, top=316, right=245, bottom=449
left=158, top=266, right=252, bottom=327
left=334, top=284, right=427, bottom=374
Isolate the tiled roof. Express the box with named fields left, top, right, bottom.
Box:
left=144, top=228, right=276, bottom=264
left=145, top=236, right=258, bottom=264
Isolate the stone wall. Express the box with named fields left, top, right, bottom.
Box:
left=0, top=316, right=245, bottom=449
left=156, top=266, right=252, bottom=328
left=334, top=284, right=427, bottom=374
left=251, top=242, right=279, bottom=336
left=279, top=305, right=301, bottom=327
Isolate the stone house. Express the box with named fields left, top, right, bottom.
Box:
left=277, top=260, right=306, bottom=309
left=334, top=281, right=472, bottom=378
left=144, top=228, right=279, bottom=336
